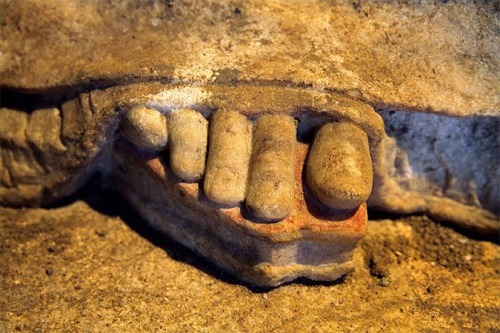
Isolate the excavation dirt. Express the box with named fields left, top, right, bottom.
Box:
left=1, top=188, right=498, bottom=332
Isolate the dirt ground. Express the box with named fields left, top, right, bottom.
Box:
left=1, top=185, right=498, bottom=332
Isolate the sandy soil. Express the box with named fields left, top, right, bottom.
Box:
left=1, top=186, right=498, bottom=332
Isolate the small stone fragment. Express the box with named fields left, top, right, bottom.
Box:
left=306, top=122, right=373, bottom=209
left=26, top=108, right=67, bottom=154
left=168, top=109, right=208, bottom=182
left=61, top=98, right=85, bottom=144
left=203, top=110, right=252, bottom=205
left=120, top=106, right=168, bottom=151
left=246, top=115, right=296, bottom=221
left=0, top=108, right=30, bottom=148
left=0, top=108, right=45, bottom=182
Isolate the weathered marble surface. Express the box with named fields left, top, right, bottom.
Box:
left=1, top=0, right=498, bottom=116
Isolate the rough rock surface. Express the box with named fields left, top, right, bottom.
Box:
left=1, top=0, right=498, bottom=116
left=1, top=189, right=498, bottom=332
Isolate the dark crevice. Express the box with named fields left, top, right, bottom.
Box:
left=435, top=218, right=500, bottom=244
left=369, top=208, right=499, bottom=243
left=367, top=208, right=415, bottom=222
left=2, top=76, right=488, bottom=118
left=0, top=75, right=175, bottom=109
